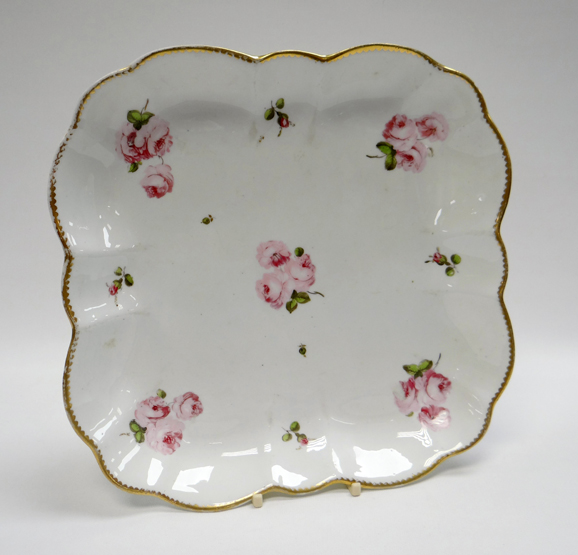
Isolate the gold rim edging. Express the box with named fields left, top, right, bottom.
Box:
left=48, top=43, right=514, bottom=512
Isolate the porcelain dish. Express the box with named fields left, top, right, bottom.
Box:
left=49, top=45, right=513, bottom=511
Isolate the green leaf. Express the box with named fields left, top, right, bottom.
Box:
left=125, top=274, right=134, bottom=286
left=451, top=254, right=461, bottom=265
left=129, top=420, right=141, bottom=433
left=290, top=421, right=300, bottom=432
left=156, top=389, right=166, bottom=399
left=286, top=299, right=298, bottom=313
left=385, top=153, right=397, bottom=171
left=128, top=163, right=139, bottom=173
left=127, top=110, right=142, bottom=124
left=140, top=111, right=155, bottom=125
left=135, top=430, right=145, bottom=443
left=417, top=359, right=433, bottom=371
left=282, top=433, right=292, bottom=442
left=276, top=98, right=285, bottom=109
left=403, top=364, right=419, bottom=375
left=133, top=122, right=142, bottom=130
left=376, top=142, right=394, bottom=155
left=294, top=292, right=311, bottom=304
left=294, top=247, right=304, bottom=257
left=446, top=267, right=455, bottom=277
left=114, top=267, right=123, bottom=276
left=264, top=108, right=275, bottom=121
left=406, top=412, right=414, bottom=417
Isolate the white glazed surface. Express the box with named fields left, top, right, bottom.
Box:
left=51, top=46, right=512, bottom=509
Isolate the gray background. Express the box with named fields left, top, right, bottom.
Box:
left=1, top=0, right=575, bottom=552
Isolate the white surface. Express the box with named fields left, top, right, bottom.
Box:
left=0, top=0, right=575, bottom=552
left=58, top=45, right=510, bottom=507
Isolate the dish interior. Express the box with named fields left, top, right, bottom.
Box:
left=53, top=46, right=511, bottom=509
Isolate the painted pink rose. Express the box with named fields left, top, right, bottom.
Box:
left=284, top=254, right=316, bottom=292
left=418, top=405, right=451, bottom=431
left=145, top=418, right=185, bottom=455
left=432, top=252, right=443, bottom=264
left=256, top=269, right=294, bottom=309
left=394, top=377, right=420, bottom=415
left=256, top=241, right=292, bottom=269
left=108, top=284, right=118, bottom=296
left=144, top=117, right=173, bottom=158
left=116, top=121, right=152, bottom=164
left=134, top=396, right=171, bottom=428
left=140, top=164, right=174, bottom=199
left=382, top=114, right=418, bottom=151
left=416, top=113, right=449, bottom=142
left=416, top=370, right=452, bottom=406
left=173, top=392, right=203, bottom=420
left=396, top=141, right=428, bottom=173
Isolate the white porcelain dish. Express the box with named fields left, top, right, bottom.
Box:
left=50, top=45, right=513, bottom=511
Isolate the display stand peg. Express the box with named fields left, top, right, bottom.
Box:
left=252, top=493, right=264, bottom=508
left=348, top=482, right=361, bottom=497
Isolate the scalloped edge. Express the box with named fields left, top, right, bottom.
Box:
left=48, top=43, right=514, bottom=512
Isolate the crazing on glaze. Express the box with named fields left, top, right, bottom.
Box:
left=128, top=389, right=203, bottom=455
left=367, top=113, right=449, bottom=173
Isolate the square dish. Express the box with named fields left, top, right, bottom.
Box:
left=50, top=44, right=513, bottom=511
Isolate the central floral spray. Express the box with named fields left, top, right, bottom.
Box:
left=255, top=241, right=324, bottom=314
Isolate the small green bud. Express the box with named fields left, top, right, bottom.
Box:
left=156, top=389, right=166, bottom=399
left=294, top=247, right=304, bottom=257
left=113, top=279, right=122, bottom=289
left=446, top=267, right=455, bottom=277
left=201, top=217, right=211, bottom=225
left=290, top=421, right=300, bottom=432
left=124, top=274, right=134, bottom=286
left=135, top=430, right=145, bottom=443
left=264, top=107, right=275, bottom=121
left=282, top=433, right=292, bottom=442
left=114, top=267, right=123, bottom=276
left=128, top=163, right=139, bottom=173
left=299, top=346, right=307, bottom=357
left=129, top=420, right=140, bottom=433
left=406, top=412, right=414, bottom=417
left=451, top=254, right=461, bottom=265
left=276, top=98, right=285, bottom=109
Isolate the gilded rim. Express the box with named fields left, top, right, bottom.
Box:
left=49, top=43, right=514, bottom=512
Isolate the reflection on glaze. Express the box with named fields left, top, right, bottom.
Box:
left=353, top=446, right=412, bottom=478
left=271, top=465, right=308, bottom=487
left=147, top=458, right=163, bottom=486
left=172, top=466, right=214, bottom=493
